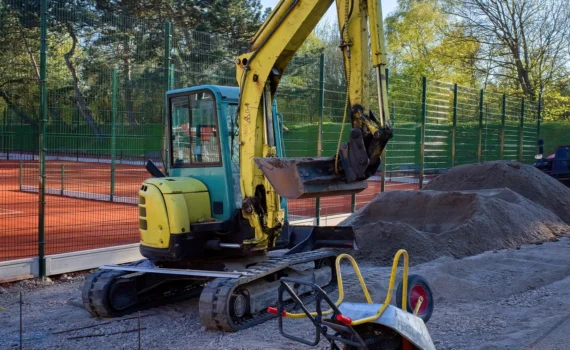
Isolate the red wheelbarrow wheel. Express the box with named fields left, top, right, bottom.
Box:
left=396, top=274, right=434, bottom=323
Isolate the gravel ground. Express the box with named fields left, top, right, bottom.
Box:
left=2, top=237, right=570, bottom=349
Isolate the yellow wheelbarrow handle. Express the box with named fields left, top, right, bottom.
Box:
left=282, top=249, right=410, bottom=326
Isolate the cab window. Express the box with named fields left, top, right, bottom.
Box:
left=170, top=91, right=221, bottom=167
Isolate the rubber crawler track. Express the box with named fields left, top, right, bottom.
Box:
left=199, top=250, right=338, bottom=331
left=82, top=260, right=203, bottom=318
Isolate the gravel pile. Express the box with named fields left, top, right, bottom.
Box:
left=340, top=161, right=570, bottom=264
left=423, top=160, right=570, bottom=223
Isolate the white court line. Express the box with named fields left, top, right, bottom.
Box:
left=20, top=186, right=138, bottom=205
left=0, top=208, right=23, bottom=215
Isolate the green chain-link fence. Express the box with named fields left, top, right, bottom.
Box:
left=0, top=0, right=541, bottom=275
left=0, top=0, right=41, bottom=262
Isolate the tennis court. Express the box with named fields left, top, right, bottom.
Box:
left=0, top=160, right=139, bottom=261
left=1, top=158, right=421, bottom=262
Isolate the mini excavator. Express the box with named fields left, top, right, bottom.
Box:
left=82, top=0, right=394, bottom=332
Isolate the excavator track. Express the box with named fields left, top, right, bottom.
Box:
left=82, top=250, right=338, bottom=332
left=199, top=250, right=338, bottom=331
left=82, top=260, right=204, bottom=318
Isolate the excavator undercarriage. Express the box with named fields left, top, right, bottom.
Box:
left=83, top=250, right=340, bottom=332
left=82, top=217, right=356, bottom=331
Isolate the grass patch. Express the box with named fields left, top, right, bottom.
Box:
left=540, top=122, right=570, bottom=155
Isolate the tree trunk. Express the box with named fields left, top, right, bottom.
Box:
left=18, top=24, right=40, bottom=80
left=123, top=38, right=137, bottom=127
left=510, top=46, right=535, bottom=99
left=63, top=23, right=102, bottom=139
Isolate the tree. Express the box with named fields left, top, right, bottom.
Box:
left=385, top=0, right=480, bottom=86
left=208, top=0, right=271, bottom=40
left=445, top=0, right=570, bottom=101
left=0, top=0, right=42, bottom=126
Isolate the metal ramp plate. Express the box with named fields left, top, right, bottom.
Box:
left=100, top=265, right=244, bottom=279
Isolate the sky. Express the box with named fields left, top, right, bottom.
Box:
left=259, top=0, right=399, bottom=22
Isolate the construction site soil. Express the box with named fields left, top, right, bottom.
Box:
left=3, top=237, right=570, bottom=349
left=423, top=160, right=570, bottom=224
left=342, top=161, right=570, bottom=264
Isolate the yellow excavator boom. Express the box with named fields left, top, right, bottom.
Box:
left=235, top=0, right=392, bottom=247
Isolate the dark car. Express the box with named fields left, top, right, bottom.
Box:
left=534, top=139, right=570, bottom=186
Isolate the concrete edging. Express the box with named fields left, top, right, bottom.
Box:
left=0, top=258, right=39, bottom=283
left=45, top=243, right=144, bottom=276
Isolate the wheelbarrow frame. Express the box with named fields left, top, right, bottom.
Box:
left=268, top=250, right=435, bottom=350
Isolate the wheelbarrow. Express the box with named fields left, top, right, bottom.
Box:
left=267, top=250, right=436, bottom=349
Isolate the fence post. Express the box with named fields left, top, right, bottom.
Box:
left=519, top=97, right=525, bottom=162
left=164, top=22, right=172, bottom=90
left=452, top=84, right=457, bottom=168
left=110, top=68, right=118, bottom=202
left=537, top=92, right=542, bottom=153
left=419, top=76, right=427, bottom=189
left=163, top=21, right=172, bottom=174
left=38, top=0, right=48, bottom=279
left=316, top=53, right=325, bottom=225
left=60, top=164, right=64, bottom=196
left=2, top=108, right=7, bottom=160
left=500, top=94, right=506, bottom=159
left=170, top=63, right=175, bottom=90
left=478, top=89, right=484, bottom=163
left=381, top=68, right=389, bottom=193
left=19, top=161, right=23, bottom=190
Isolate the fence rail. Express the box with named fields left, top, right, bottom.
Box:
left=0, top=0, right=541, bottom=279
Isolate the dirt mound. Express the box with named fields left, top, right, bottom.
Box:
left=423, top=160, right=570, bottom=223
left=341, top=189, right=569, bottom=265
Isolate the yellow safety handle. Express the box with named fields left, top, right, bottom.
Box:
left=282, top=250, right=409, bottom=324
left=348, top=249, right=408, bottom=325
left=282, top=253, right=370, bottom=318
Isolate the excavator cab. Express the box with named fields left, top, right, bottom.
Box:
left=139, top=85, right=291, bottom=262
left=167, top=85, right=288, bottom=217
left=167, top=86, right=254, bottom=222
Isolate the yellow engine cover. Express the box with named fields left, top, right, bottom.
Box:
left=138, top=177, right=211, bottom=249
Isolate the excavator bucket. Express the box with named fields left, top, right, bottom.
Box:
left=254, top=157, right=368, bottom=200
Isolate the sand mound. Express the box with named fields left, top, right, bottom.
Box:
left=341, top=189, right=569, bottom=265
left=423, top=161, right=570, bottom=223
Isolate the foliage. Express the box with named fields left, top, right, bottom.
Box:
left=542, top=84, right=570, bottom=122
left=443, top=0, right=570, bottom=120
left=0, top=0, right=563, bottom=148
left=385, top=0, right=480, bottom=86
